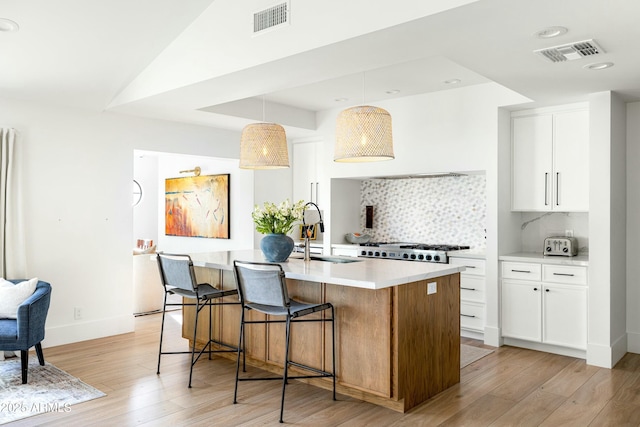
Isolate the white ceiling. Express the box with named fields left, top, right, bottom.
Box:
left=2, top=0, right=640, bottom=138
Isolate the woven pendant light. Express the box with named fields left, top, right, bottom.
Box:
left=334, top=72, right=394, bottom=162
left=239, top=96, right=289, bottom=169
left=334, top=105, right=394, bottom=162
left=239, top=123, right=289, bottom=169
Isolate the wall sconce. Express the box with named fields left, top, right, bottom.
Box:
left=179, top=166, right=201, bottom=176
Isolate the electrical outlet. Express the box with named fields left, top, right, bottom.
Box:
left=74, top=307, right=82, bottom=320
left=427, top=282, right=437, bottom=295
left=565, top=229, right=574, bottom=237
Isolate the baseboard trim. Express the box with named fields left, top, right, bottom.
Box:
left=503, top=337, right=586, bottom=359
left=42, top=314, right=135, bottom=348
left=461, top=328, right=484, bottom=341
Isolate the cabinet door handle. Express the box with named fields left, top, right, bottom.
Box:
left=556, top=172, right=560, bottom=206
left=511, top=269, right=531, bottom=273
left=461, top=314, right=476, bottom=318
left=461, top=287, right=476, bottom=291
left=315, top=182, right=319, bottom=203
left=553, top=272, right=575, bottom=277
left=310, top=183, right=314, bottom=201
left=533, top=287, right=539, bottom=291
left=544, top=173, right=549, bottom=206
left=464, top=265, right=476, bottom=269
left=545, top=289, right=550, bottom=292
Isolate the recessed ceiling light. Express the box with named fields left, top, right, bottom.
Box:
left=444, top=79, right=461, bottom=85
left=334, top=97, right=348, bottom=102
left=584, top=62, right=614, bottom=70
left=0, top=18, right=19, bottom=32
left=385, top=89, right=400, bottom=95
left=534, top=26, right=568, bottom=39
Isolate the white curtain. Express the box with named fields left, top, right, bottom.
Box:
left=0, top=128, right=27, bottom=278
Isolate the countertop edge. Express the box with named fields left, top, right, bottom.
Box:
left=499, top=252, right=589, bottom=266
left=448, top=249, right=486, bottom=259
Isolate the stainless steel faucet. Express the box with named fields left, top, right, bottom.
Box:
left=302, top=201, right=324, bottom=261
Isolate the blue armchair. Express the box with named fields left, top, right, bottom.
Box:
left=0, top=280, right=52, bottom=384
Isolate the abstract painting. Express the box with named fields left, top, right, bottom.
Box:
left=165, top=174, right=230, bottom=238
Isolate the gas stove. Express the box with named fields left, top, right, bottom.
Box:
left=358, top=242, right=470, bottom=263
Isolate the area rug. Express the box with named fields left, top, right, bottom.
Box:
left=0, top=356, right=105, bottom=425
left=461, top=344, right=494, bottom=368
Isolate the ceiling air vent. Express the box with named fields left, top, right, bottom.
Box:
left=534, top=39, right=605, bottom=63
left=254, top=2, right=289, bottom=34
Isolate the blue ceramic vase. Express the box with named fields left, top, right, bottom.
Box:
left=260, top=234, right=295, bottom=262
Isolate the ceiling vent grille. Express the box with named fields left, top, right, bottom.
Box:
left=534, top=39, right=605, bottom=63
left=254, top=2, right=289, bottom=33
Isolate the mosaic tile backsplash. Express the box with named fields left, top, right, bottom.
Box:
left=360, top=175, right=486, bottom=248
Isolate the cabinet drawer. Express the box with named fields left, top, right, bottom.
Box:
left=542, top=265, right=587, bottom=285
left=502, top=262, right=541, bottom=281
left=460, top=275, right=485, bottom=303
left=460, top=302, right=484, bottom=331
left=449, top=257, right=486, bottom=276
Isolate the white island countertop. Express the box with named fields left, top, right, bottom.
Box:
left=189, top=249, right=465, bottom=290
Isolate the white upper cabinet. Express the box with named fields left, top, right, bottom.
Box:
left=292, top=141, right=320, bottom=205
left=511, top=106, right=589, bottom=212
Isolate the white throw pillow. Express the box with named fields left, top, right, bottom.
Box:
left=0, top=278, right=38, bottom=319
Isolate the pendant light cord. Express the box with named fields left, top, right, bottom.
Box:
left=362, top=72, right=366, bottom=105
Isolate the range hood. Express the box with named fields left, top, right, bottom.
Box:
left=375, top=172, right=467, bottom=180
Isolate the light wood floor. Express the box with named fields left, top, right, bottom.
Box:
left=11, top=312, right=640, bottom=426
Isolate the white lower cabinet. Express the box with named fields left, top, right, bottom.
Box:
left=501, top=261, right=587, bottom=352
left=449, top=256, right=486, bottom=338
left=543, top=282, right=587, bottom=349
left=501, top=279, right=542, bottom=341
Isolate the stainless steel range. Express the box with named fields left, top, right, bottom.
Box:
left=358, top=242, right=470, bottom=263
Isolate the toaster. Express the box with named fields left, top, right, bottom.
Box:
left=544, top=236, right=578, bottom=257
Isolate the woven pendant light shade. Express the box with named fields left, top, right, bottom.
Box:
left=334, top=105, right=394, bottom=162
left=239, top=123, right=289, bottom=169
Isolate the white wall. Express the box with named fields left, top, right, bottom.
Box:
left=133, top=152, right=159, bottom=247
left=628, top=101, right=640, bottom=352
left=1, top=96, right=244, bottom=347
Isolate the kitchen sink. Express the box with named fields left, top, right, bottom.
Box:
left=308, top=256, right=362, bottom=264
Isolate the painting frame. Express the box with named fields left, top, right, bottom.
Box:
left=164, top=173, right=230, bottom=239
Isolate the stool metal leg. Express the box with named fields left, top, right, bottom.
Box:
left=331, top=306, right=336, bottom=401
left=156, top=292, right=168, bottom=375
left=280, top=315, right=292, bottom=423
left=208, top=297, right=212, bottom=360
left=188, top=298, right=200, bottom=388
left=233, top=307, right=245, bottom=404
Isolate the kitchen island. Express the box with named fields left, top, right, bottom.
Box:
left=183, top=250, right=464, bottom=412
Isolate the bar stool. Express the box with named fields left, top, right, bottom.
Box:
left=232, top=260, right=336, bottom=423
left=156, top=252, right=240, bottom=388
